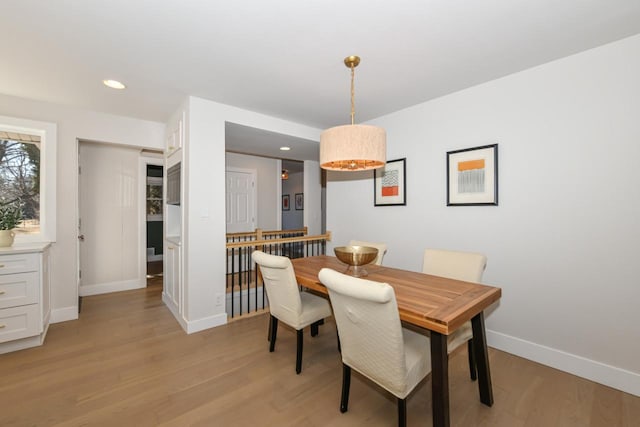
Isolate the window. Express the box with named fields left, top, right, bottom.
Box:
left=146, top=176, right=163, bottom=221
left=0, top=116, right=56, bottom=242
left=0, top=134, right=41, bottom=234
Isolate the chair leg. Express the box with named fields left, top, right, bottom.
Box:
left=337, top=330, right=341, bottom=353
left=310, top=319, right=321, bottom=337
left=267, top=315, right=272, bottom=342
left=397, top=398, right=407, bottom=427
left=269, top=315, right=278, bottom=352
left=340, top=364, right=351, bottom=413
left=296, top=329, right=304, bottom=374
left=468, top=339, right=477, bottom=381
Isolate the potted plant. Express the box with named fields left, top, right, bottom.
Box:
left=0, top=203, right=23, bottom=247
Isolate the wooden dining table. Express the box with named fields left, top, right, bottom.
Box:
left=291, top=255, right=502, bottom=427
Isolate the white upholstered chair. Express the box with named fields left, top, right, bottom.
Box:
left=348, top=240, right=387, bottom=266
left=252, top=250, right=332, bottom=374
left=422, top=248, right=487, bottom=380
left=318, top=268, right=430, bottom=427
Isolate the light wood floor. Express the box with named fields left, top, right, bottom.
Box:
left=1, top=282, right=638, bottom=426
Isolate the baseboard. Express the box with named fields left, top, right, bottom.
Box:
left=162, top=293, right=188, bottom=332
left=0, top=333, right=46, bottom=355
left=185, top=313, right=227, bottom=334
left=50, top=306, right=78, bottom=323
left=79, top=278, right=145, bottom=296
left=162, top=291, right=228, bottom=334
left=487, top=329, right=640, bottom=397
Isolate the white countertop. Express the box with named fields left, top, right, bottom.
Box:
left=0, top=241, right=51, bottom=254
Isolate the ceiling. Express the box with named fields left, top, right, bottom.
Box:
left=225, top=122, right=319, bottom=161
left=3, top=1, right=640, bottom=159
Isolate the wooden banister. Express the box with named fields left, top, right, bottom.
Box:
left=226, top=231, right=331, bottom=249
left=226, top=227, right=308, bottom=240
left=225, top=228, right=329, bottom=319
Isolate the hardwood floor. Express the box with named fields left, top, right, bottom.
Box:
left=1, top=283, right=638, bottom=426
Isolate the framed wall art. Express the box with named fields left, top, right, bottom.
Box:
left=282, top=194, right=290, bottom=211
left=446, top=144, right=498, bottom=206
left=295, top=193, right=304, bottom=210
left=374, top=158, right=406, bottom=206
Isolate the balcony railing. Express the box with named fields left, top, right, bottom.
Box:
left=225, top=228, right=331, bottom=319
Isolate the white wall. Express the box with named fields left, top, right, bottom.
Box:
left=304, top=160, right=323, bottom=236
left=225, top=152, right=279, bottom=230
left=180, top=97, right=321, bottom=331
left=0, top=94, right=164, bottom=322
left=223, top=155, right=323, bottom=234
left=327, top=34, right=640, bottom=395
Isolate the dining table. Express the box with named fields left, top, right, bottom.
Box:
left=291, top=255, right=502, bottom=427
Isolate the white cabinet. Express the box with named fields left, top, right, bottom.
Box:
left=0, top=243, right=51, bottom=354
left=164, top=105, right=186, bottom=328
left=163, top=239, right=182, bottom=319
left=165, top=110, right=184, bottom=158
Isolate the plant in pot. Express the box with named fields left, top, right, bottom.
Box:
left=0, top=202, right=23, bottom=247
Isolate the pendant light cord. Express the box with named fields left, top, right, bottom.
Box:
left=350, top=64, right=356, bottom=125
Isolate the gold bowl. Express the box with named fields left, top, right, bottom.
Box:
left=333, top=246, right=378, bottom=277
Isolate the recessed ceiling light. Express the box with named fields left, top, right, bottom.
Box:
left=103, top=79, right=126, bottom=90
left=280, top=146, right=291, bottom=151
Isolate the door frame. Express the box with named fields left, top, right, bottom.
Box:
left=77, top=140, right=162, bottom=299
left=139, top=155, right=164, bottom=283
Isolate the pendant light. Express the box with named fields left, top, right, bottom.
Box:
left=320, top=55, right=386, bottom=171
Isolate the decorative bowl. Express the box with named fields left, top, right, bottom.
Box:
left=333, top=246, right=378, bottom=277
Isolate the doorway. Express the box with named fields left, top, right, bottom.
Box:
left=281, top=160, right=304, bottom=230
left=78, top=141, right=163, bottom=297
left=145, top=164, right=164, bottom=280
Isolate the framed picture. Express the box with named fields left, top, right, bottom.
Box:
left=374, top=158, right=406, bottom=206
left=447, top=144, right=498, bottom=206
left=282, top=194, right=290, bottom=211
left=295, top=193, right=304, bottom=210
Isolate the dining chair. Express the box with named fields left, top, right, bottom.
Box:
left=318, top=267, right=430, bottom=427
left=422, top=248, right=487, bottom=381
left=349, top=240, right=387, bottom=265
left=252, top=250, right=332, bottom=374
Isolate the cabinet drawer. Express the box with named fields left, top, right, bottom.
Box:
left=0, top=253, right=39, bottom=275
left=0, top=272, right=39, bottom=309
left=0, top=304, right=40, bottom=343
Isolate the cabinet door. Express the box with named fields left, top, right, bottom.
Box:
left=173, top=245, right=182, bottom=314
left=0, top=304, right=40, bottom=343
left=165, top=112, right=184, bottom=156
left=0, top=272, right=39, bottom=309
left=163, top=242, right=181, bottom=311
left=164, top=243, right=175, bottom=302
left=0, top=253, right=39, bottom=275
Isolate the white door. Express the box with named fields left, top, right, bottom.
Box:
left=78, top=142, right=144, bottom=296
left=226, top=169, right=256, bottom=233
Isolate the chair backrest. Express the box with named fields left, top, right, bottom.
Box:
left=422, top=249, right=486, bottom=283
left=349, top=240, right=387, bottom=266
left=252, top=251, right=302, bottom=323
left=318, top=267, right=408, bottom=397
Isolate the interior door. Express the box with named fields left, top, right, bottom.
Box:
left=225, top=169, right=256, bottom=233
left=78, top=141, right=143, bottom=296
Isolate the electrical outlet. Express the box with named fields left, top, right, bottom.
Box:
left=215, top=293, right=223, bottom=306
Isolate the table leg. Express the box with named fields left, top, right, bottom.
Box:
left=430, top=331, right=450, bottom=427
left=471, top=311, right=494, bottom=406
